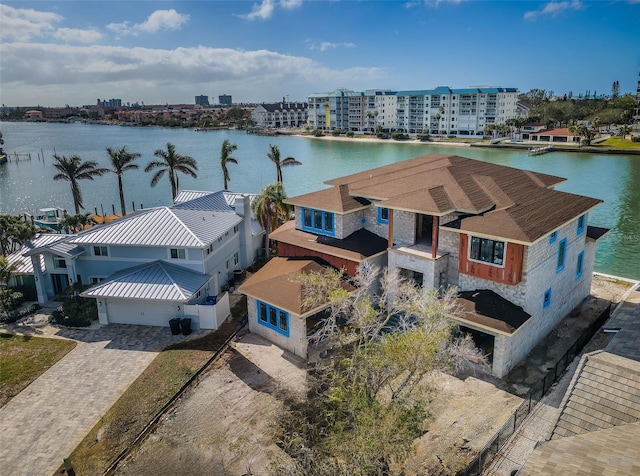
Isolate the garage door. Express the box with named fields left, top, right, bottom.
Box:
left=105, top=299, right=180, bottom=327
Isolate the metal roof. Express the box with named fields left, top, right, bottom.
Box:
left=22, top=233, right=83, bottom=258
left=81, top=260, right=209, bottom=301
left=174, top=190, right=212, bottom=204
left=173, top=190, right=233, bottom=212
left=70, top=207, right=241, bottom=248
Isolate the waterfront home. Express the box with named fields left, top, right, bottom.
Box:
left=251, top=102, right=308, bottom=129
left=240, top=154, right=607, bottom=377
left=11, top=191, right=263, bottom=329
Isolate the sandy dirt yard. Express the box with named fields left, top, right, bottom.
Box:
left=116, top=332, right=305, bottom=476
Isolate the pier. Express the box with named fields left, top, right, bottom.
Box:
left=528, top=145, right=553, bottom=156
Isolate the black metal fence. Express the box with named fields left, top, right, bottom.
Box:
left=459, top=303, right=611, bottom=476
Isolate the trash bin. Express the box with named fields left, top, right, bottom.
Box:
left=169, top=318, right=181, bottom=335
left=180, top=317, right=192, bottom=336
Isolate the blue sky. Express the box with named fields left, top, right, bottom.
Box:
left=1, top=1, right=639, bottom=107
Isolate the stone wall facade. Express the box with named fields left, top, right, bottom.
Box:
left=247, top=296, right=308, bottom=358
left=388, top=249, right=449, bottom=290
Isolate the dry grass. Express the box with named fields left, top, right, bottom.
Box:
left=61, top=296, right=247, bottom=475
left=0, top=333, right=76, bottom=408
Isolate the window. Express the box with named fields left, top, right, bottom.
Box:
left=170, top=248, right=186, bottom=259
left=53, top=258, right=67, bottom=269
left=577, top=215, right=586, bottom=234
left=301, top=207, right=335, bottom=236
left=234, top=225, right=239, bottom=233
left=576, top=251, right=584, bottom=279
left=469, top=236, right=505, bottom=266
left=378, top=207, right=389, bottom=224
left=543, top=289, right=552, bottom=308
left=256, top=300, right=289, bottom=336
left=233, top=252, right=239, bottom=266
left=93, top=246, right=108, bottom=257
left=549, top=231, right=557, bottom=244
left=556, top=238, right=567, bottom=272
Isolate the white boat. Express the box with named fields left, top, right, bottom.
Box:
left=30, top=207, right=67, bottom=231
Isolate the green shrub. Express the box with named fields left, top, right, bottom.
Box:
left=10, top=284, right=37, bottom=302
left=48, top=297, right=98, bottom=327
left=331, top=128, right=341, bottom=136
left=376, top=132, right=390, bottom=139
left=346, top=131, right=354, bottom=137
left=391, top=132, right=408, bottom=140
left=631, top=135, right=640, bottom=143
left=313, top=129, right=324, bottom=137
left=0, top=289, right=24, bottom=313
left=417, top=133, right=431, bottom=142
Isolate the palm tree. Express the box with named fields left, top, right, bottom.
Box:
left=107, top=146, right=141, bottom=216
left=252, top=183, right=290, bottom=258
left=145, top=143, right=198, bottom=200
left=0, top=256, right=19, bottom=286
left=52, top=154, right=109, bottom=214
left=219, top=139, right=238, bottom=190
left=267, top=144, right=301, bottom=184
left=61, top=213, right=97, bottom=233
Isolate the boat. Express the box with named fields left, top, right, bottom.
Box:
left=29, top=207, right=67, bottom=231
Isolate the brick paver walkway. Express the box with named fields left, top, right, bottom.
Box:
left=0, top=318, right=207, bottom=476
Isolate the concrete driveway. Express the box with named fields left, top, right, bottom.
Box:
left=0, top=305, right=207, bottom=476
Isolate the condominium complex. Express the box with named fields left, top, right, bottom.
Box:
left=307, top=86, right=519, bottom=137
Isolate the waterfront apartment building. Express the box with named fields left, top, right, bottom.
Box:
left=251, top=102, right=308, bottom=129
left=307, top=87, right=520, bottom=137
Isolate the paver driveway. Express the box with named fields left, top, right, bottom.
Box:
left=0, top=322, right=206, bottom=476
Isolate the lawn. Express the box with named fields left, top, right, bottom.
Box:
left=0, top=333, right=76, bottom=407
left=61, top=296, right=248, bottom=475
left=594, top=137, right=640, bottom=149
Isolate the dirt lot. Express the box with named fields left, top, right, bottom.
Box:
left=114, top=275, right=635, bottom=475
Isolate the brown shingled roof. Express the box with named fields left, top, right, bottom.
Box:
left=284, top=184, right=370, bottom=214
left=239, top=257, right=353, bottom=316
left=296, top=154, right=599, bottom=244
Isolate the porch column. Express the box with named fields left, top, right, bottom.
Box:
left=388, top=209, right=394, bottom=249
left=431, top=215, right=439, bottom=259
left=30, top=255, right=47, bottom=304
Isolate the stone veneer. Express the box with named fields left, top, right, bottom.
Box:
left=246, top=296, right=308, bottom=359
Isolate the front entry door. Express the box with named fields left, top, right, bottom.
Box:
left=415, top=214, right=433, bottom=244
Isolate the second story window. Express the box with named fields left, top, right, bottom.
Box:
left=556, top=238, right=567, bottom=272
left=577, top=215, right=586, bottom=235
left=302, top=208, right=335, bottom=236
left=378, top=207, right=389, bottom=224
left=93, top=246, right=108, bottom=257
left=54, top=258, right=67, bottom=269
left=170, top=248, right=186, bottom=259
left=469, top=236, right=505, bottom=266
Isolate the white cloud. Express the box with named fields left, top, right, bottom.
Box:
left=308, top=41, right=356, bottom=52
left=106, top=9, right=189, bottom=36
left=53, top=28, right=103, bottom=44
left=241, top=0, right=276, bottom=20
left=0, top=4, right=63, bottom=41
left=1, top=42, right=386, bottom=105
left=280, top=0, right=303, bottom=9
left=524, top=1, right=582, bottom=20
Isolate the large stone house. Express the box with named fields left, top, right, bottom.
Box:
left=240, top=154, right=607, bottom=377
left=9, top=191, right=263, bottom=330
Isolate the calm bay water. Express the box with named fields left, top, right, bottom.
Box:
left=1, top=122, right=638, bottom=280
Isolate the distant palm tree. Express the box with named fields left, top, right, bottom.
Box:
left=267, top=144, right=301, bottom=184
left=107, top=146, right=141, bottom=216
left=61, top=213, right=97, bottom=233
left=252, top=182, right=290, bottom=257
left=52, top=154, right=109, bottom=214
left=145, top=143, right=198, bottom=200
left=219, top=139, right=238, bottom=190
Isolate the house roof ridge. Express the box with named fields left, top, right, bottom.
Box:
left=165, top=207, right=205, bottom=246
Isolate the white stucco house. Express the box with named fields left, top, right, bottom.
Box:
left=11, top=190, right=264, bottom=329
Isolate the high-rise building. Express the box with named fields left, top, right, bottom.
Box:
left=307, top=86, right=520, bottom=137
left=633, top=72, right=640, bottom=135
left=219, top=94, right=232, bottom=106
left=97, top=98, right=122, bottom=107
left=195, top=95, right=210, bottom=106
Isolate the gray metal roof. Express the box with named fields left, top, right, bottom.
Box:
left=174, top=190, right=212, bottom=204
left=81, top=260, right=209, bottom=301
left=173, top=190, right=233, bottom=212
left=70, top=207, right=241, bottom=248
left=21, top=233, right=83, bottom=258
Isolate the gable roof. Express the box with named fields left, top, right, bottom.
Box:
left=22, top=233, right=84, bottom=259
left=308, top=154, right=601, bottom=244
left=239, top=257, right=352, bottom=316
left=81, top=260, right=209, bottom=301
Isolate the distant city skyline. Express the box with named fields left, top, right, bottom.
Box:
left=1, top=1, right=639, bottom=107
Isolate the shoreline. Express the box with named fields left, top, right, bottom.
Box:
left=297, top=133, right=473, bottom=147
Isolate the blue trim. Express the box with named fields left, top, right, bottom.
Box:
left=543, top=288, right=552, bottom=308
left=256, top=300, right=290, bottom=337
left=301, top=207, right=336, bottom=237
left=377, top=207, right=389, bottom=224
left=549, top=231, right=557, bottom=244
left=576, top=251, right=584, bottom=279
left=577, top=215, right=586, bottom=235
left=556, top=238, right=567, bottom=273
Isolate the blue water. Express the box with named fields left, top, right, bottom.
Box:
left=1, top=122, right=638, bottom=280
